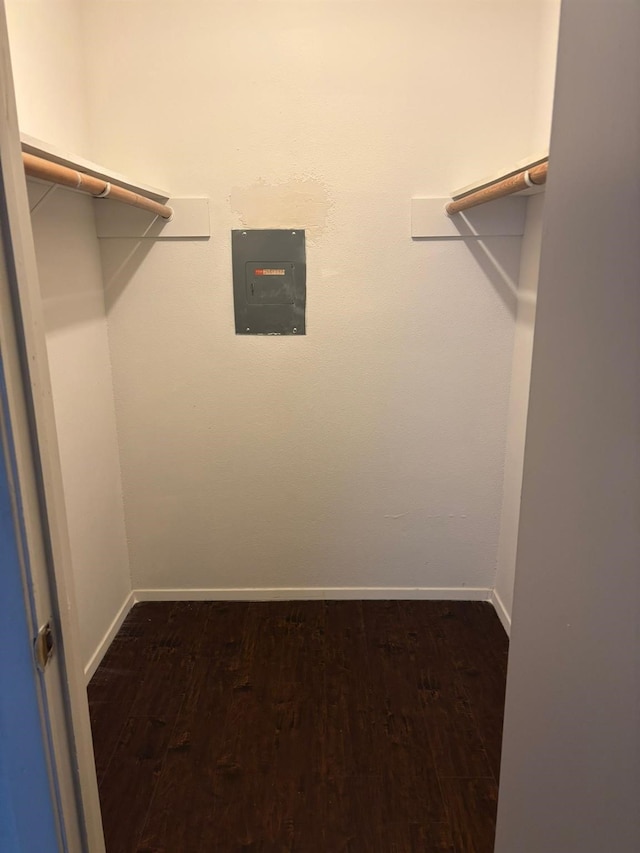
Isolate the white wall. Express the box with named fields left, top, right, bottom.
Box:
left=496, top=0, right=640, bottom=849
left=493, top=0, right=559, bottom=630
left=5, top=0, right=561, bottom=613
left=493, top=192, right=545, bottom=630
left=5, top=0, right=90, bottom=155
left=27, top=186, right=132, bottom=672
left=6, top=1, right=132, bottom=671
left=81, top=1, right=558, bottom=595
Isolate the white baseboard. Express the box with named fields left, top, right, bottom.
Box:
left=490, top=588, right=512, bottom=636
left=133, top=586, right=492, bottom=602
left=84, top=591, right=136, bottom=683
left=84, top=586, right=497, bottom=681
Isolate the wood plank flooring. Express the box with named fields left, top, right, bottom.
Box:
left=88, top=600, right=508, bottom=852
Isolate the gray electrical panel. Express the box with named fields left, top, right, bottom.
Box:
left=232, top=229, right=306, bottom=335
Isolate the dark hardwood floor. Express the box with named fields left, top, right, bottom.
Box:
left=88, top=600, right=508, bottom=852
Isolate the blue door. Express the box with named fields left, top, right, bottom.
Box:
left=0, top=364, right=60, bottom=852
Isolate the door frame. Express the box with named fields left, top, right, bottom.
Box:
left=0, top=349, right=61, bottom=851
left=0, top=2, right=105, bottom=850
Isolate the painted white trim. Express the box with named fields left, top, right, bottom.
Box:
left=133, top=586, right=492, bottom=602
left=491, top=589, right=512, bottom=636
left=84, top=587, right=504, bottom=681
left=83, top=592, right=136, bottom=683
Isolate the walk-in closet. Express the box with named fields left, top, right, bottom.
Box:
left=1, top=1, right=638, bottom=852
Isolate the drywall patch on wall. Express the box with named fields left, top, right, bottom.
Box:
left=230, top=176, right=332, bottom=239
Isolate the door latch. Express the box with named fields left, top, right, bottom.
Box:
left=34, top=622, right=54, bottom=670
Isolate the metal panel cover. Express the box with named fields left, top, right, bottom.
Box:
left=232, top=229, right=306, bottom=335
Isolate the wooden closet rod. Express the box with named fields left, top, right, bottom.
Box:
left=22, top=152, right=174, bottom=220
left=446, top=161, right=548, bottom=215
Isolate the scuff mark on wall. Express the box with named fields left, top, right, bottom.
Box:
left=230, top=176, right=332, bottom=240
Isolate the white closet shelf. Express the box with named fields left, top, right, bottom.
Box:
left=21, top=133, right=170, bottom=201
left=21, top=133, right=210, bottom=239
left=411, top=153, right=549, bottom=238
left=450, top=153, right=549, bottom=201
